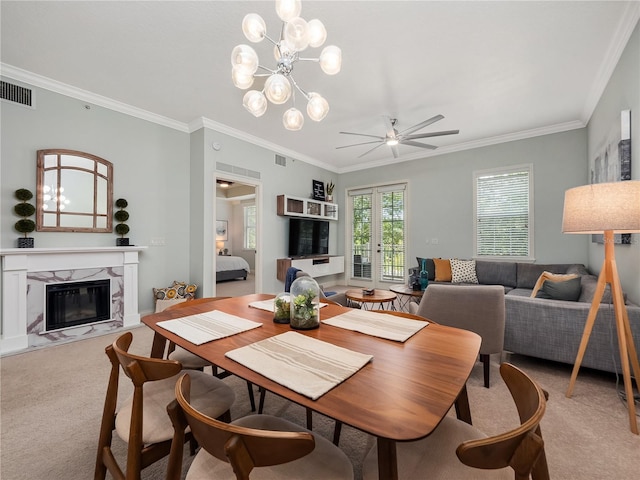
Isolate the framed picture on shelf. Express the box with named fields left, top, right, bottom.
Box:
left=312, top=180, right=325, bottom=200
left=216, top=220, right=228, bottom=241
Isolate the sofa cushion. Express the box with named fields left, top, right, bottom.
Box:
left=535, top=277, right=582, bottom=301
left=433, top=258, right=452, bottom=282
left=475, top=261, right=517, bottom=287
left=416, top=257, right=436, bottom=281
left=450, top=259, right=479, bottom=284
left=530, top=271, right=579, bottom=298
left=516, top=263, right=574, bottom=289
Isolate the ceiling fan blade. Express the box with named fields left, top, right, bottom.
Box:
left=400, top=140, right=438, bottom=150
left=358, top=142, right=385, bottom=158
left=399, top=114, right=445, bottom=136
left=382, top=115, right=396, bottom=138
left=339, top=131, right=385, bottom=140
left=390, top=144, right=400, bottom=159
left=336, top=140, right=384, bottom=149
left=402, top=129, right=460, bottom=141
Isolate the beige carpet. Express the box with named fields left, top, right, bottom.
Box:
left=1, top=325, right=639, bottom=480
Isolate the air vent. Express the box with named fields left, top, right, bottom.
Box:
left=1, top=81, right=34, bottom=108
left=275, top=154, right=286, bottom=166
left=216, top=162, right=261, bottom=180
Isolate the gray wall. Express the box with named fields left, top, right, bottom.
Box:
left=338, top=128, right=589, bottom=266
left=587, top=22, right=640, bottom=304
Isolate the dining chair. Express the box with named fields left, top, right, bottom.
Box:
left=410, top=284, right=505, bottom=387
left=94, top=331, right=236, bottom=480
left=362, top=362, right=549, bottom=480
left=162, top=297, right=257, bottom=412
left=166, top=372, right=354, bottom=480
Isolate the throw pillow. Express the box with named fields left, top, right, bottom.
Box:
left=153, top=280, right=198, bottom=302
left=535, top=277, right=582, bottom=301
left=433, top=258, right=452, bottom=282
left=416, top=257, right=436, bottom=281
left=530, top=271, right=579, bottom=298
left=450, top=259, right=479, bottom=284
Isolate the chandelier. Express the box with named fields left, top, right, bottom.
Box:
left=231, top=0, right=342, bottom=131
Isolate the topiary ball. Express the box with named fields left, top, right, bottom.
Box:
left=15, top=219, right=36, bottom=234
left=115, top=224, right=130, bottom=235
left=14, top=203, right=36, bottom=217
left=115, top=198, right=128, bottom=209
left=114, top=210, right=129, bottom=222
left=15, top=189, right=34, bottom=202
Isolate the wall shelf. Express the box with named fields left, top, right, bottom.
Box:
left=277, top=195, right=338, bottom=221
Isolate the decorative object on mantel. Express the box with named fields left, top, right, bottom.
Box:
left=325, top=180, right=335, bottom=202
left=231, top=0, right=341, bottom=131
left=14, top=188, right=36, bottom=248
left=563, top=180, right=640, bottom=434
left=114, top=198, right=130, bottom=246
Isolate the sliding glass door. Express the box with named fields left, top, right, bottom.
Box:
left=348, top=183, right=406, bottom=288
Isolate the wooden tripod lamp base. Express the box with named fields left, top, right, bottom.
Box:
left=562, top=182, right=640, bottom=435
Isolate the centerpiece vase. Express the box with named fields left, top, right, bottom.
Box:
left=289, top=276, right=320, bottom=330
left=273, top=293, right=291, bottom=324
left=420, top=259, right=429, bottom=291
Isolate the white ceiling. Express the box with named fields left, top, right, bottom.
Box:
left=2, top=1, right=638, bottom=173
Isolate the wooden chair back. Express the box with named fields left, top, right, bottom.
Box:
left=94, top=331, right=182, bottom=480
left=456, top=363, right=550, bottom=480
left=169, top=373, right=315, bottom=480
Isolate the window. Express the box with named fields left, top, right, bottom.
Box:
left=243, top=205, right=256, bottom=249
left=474, top=165, right=533, bottom=260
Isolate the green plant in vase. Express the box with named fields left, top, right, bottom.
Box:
left=114, top=198, right=130, bottom=246
left=325, top=181, right=335, bottom=202
left=273, top=293, right=291, bottom=324
left=291, top=288, right=319, bottom=330
left=14, top=188, right=36, bottom=248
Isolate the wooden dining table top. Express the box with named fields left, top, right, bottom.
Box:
left=143, top=293, right=481, bottom=479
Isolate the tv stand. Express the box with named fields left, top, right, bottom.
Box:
left=277, top=255, right=345, bottom=281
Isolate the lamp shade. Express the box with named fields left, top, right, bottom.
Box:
left=562, top=181, right=640, bottom=233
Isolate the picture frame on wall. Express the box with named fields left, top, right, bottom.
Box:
left=216, top=220, right=228, bottom=241
left=590, top=109, right=632, bottom=245
left=312, top=180, right=325, bottom=201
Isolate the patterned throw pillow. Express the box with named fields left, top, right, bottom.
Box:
left=450, top=259, right=479, bottom=284
left=153, top=280, right=198, bottom=302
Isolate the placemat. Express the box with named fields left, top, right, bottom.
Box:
left=322, top=310, right=428, bottom=342
left=157, top=310, right=262, bottom=345
left=225, top=331, right=373, bottom=400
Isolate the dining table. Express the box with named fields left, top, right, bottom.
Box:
left=142, top=293, right=481, bottom=480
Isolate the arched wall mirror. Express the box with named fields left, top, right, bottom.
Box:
left=36, top=149, right=113, bottom=232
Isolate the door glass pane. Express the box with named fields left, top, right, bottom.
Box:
left=379, top=190, right=405, bottom=282
left=351, top=193, right=372, bottom=280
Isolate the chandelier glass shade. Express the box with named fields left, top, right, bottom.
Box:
left=231, top=0, right=341, bottom=131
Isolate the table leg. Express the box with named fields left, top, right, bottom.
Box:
left=150, top=331, right=167, bottom=359
left=377, top=437, right=398, bottom=480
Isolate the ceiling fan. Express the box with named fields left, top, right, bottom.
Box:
left=337, top=115, right=459, bottom=159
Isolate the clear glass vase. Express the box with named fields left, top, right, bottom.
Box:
left=289, top=276, right=320, bottom=330
left=273, top=292, right=291, bottom=324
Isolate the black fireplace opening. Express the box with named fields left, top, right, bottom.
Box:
left=46, top=279, right=111, bottom=331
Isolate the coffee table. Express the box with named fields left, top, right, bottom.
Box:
left=389, top=284, right=424, bottom=312
left=345, top=289, right=397, bottom=310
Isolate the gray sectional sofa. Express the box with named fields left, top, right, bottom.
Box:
left=418, top=259, right=640, bottom=374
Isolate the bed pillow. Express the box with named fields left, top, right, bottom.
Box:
left=433, top=258, right=452, bottom=282
left=535, top=277, right=582, bottom=301
left=530, top=272, right=578, bottom=298
left=450, top=259, right=479, bottom=284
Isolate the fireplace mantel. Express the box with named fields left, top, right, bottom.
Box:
left=1, top=246, right=147, bottom=355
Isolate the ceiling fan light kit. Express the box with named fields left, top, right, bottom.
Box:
left=231, top=0, right=342, bottom=131
left=338, top=115, right=460, bottom=158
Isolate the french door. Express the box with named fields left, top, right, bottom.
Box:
left=347, top=183, right=407, bottom=288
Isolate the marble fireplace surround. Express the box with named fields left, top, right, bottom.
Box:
left=1, top=246, right=146, bottom=355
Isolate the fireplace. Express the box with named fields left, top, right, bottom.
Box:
left=46, top=279, right=111, bottom=331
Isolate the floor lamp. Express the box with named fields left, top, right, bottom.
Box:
left=562, top=180, right=640, bottom=434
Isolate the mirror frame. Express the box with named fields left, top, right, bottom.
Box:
left=36, top=149, right=113, bottom=232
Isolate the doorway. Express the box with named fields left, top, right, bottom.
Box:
left=214, top=175, right=261, bottom=296
left=347, top=183, right=407, bottom=289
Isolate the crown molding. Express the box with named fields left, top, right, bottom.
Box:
left=581, top=3, right=640, bottom=123
left=0, top=63, right=190, bottom=132
left=337, top=120, right=586, bottom=174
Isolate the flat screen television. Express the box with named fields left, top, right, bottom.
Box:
left=288, top=218, right=329, bottom=257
